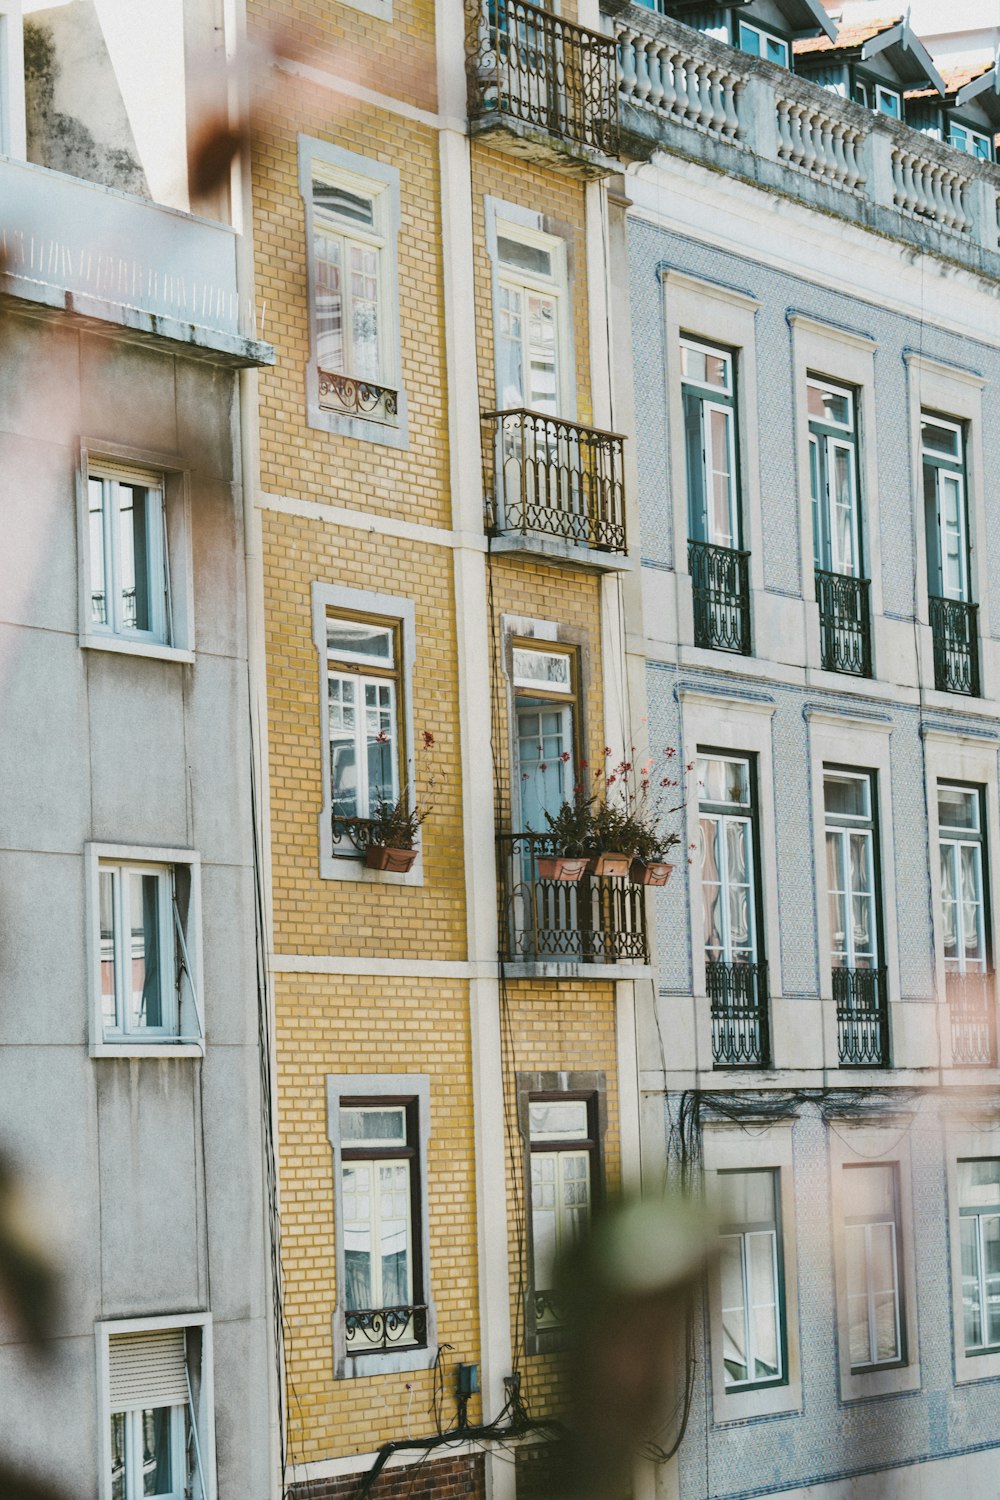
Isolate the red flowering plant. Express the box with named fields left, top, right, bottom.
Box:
left=544, top=744, right=688, bottom=877
left=368, top=730, right=441, bottom=850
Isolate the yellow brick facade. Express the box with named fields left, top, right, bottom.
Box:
left=249, top=0, right=631, bottom=1487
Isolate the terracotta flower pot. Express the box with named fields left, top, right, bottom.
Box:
left=537, top=855, right=589, bottom=883
left=630, top=860, right=674, bottom=887
left=588, top=851, right=631, bottom=879
left=365, top=844, right=418, bottom=873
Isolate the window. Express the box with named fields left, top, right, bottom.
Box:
left=325, top=1074, right=434, bottom=1376
left=495, top=221, right=567, bottom=414
left=719, top=1170, right=784, bottom=1387
left=809, top=379, right=861, bottom=577
left=698, top=754, right=768, bottom=1066
left=682, top=338, right=739, bottom=550
left=923, top=413, right=970, bottom=603
left=737, top=20, right=788, bottom=68
left=950, top=122, right=993, bottom=161
left=939, top=785, right=988, bottom=981
left=327, top=613, right=402, bottom=826
left=843, top=1164, right=904, bottom=1369
left=854, top=80, right=869, bottom=109
left=340, top=1101, right=424, bottom=1354
left=825, top=770, right=887, bottom=1067
left=87, top=846, right=202, bottom=1056
left=874, top=85, right=901, bottom=119
left=88, top=468, right=169, bottom=644
left=529, top=1095, right=596, bottom=1330
left=958, top=1159, right=1000, bottom=1355
left=300, top=140, right=404, bottom=444
left=98, top=1316, right=214, bottom=1500
left=513, top=642, right=578, bottom=832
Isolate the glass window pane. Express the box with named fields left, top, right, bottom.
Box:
left=129, top=873, right=163, bottom=1032
left=747, top=1232, right=779, bottom=1378
left=526, top=292, right=558, bottom=413
left=719, top=1171, right=775, bottom=1230
left=342, top=1163, right=373, bottom=1309
left=808, top=383, right=851, bottom=428
left=100, top=869, right=118, bottom=1032
left=329, top=676, right=359, bottom=819
left=89, top=478, right=108, bottom=626
left=327, top=619, right=394, bottom=665
left=110, top=1411, right=126, bottom=1500
left=681, top=342, right=730, bottom=392
left=531, top=1154, right=558, bottom=1289
left=349, top=243, right=379, bottom=381
left=961, top=1215, right=983, bottom=1349
left=872, top=1290, right=899, bottom=1361
left=698, top=757, right=749, bottom=808
left=365, top=681, right=397, bottom=811
left=340, top=1107, right=407, bottom=1146
left=824, top=773, right=870, bottom=820
left=141, top=1407, right=174, bottom=1497
left=529, top=1100, right=589, bottom=1140
left=720, top=1234, right=748, bottom=1384
left=497, top=234, right=552, bottom=277
left=844, top=1164, right=894, bottom=1221
left=315, top=232, right=344, bottom=371
left=939, top=786, right=978, bottom=832
left=959, top=1159, right=1000, bottom=1209
left=708, top=406, right=735, bottom=546
left=512, top=648, right=572, bottom=694
left=118, top=484, right=152, bottom=633
left=984, top=1216, right=1000, bottom=1345
left=700, top=817, right=723, bottom=958
left=922, top=418, right=961, bottom=459
left=313, top=178, right=375, bottom=229
left=378, top=1161, right=410, bottom=1305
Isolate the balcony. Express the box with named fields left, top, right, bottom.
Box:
left=483, top=409, right=628, bottom=566
left=689, top=540, right=751, bottom=654
left=0, top=156, right=272, bottom=368
left=930, top=595, right=979, bottom=696
left=947, top=972, right=996, bottom=1067
left=614, top=7, right=1000, bottom=277
left=496, top=833, right=648, bottom=967
left=835, top=966, right=889, bottom=1068
left=466, top=0, right=620, bottom=175
left=707, top=960, right=769, bottom=1068
left=816, top=570, right=872, bottom=677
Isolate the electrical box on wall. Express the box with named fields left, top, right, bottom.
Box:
left=457, top=1362, right=480, bottom=1396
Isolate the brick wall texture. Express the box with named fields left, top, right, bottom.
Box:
left=290, top=1452, right=485, bottom=1500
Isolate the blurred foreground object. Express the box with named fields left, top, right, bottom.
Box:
left=551, top=1190, right=716, bottom=1500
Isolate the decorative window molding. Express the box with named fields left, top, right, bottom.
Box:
left=484, top=196, right=575, bottom=422
left=516, top=1070, right=607, bottom=1355
left=702, top=1120, right=801, bottom=1422
left=78, top=443, right=195, bottom=665
left=325, top=1074, right=436, bottom=1378
left=311, top=582, right=419, bottom=885
left=828, top=1121, right=920, bottom=1401
left=298, top=137, right=407, bottom=449
left=96, top=1312, right=216, bottom=1500
left=85, top=843, right=203, bottom=1058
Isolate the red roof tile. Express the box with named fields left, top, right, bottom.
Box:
left=794, top=16, right=901, bottom=55
left=906, top=59, right=993, bottom=100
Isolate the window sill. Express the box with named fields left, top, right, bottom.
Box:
left=90, top=1041, right=205, bottom=1059
left=839, top=1359, right=920, bottom=1402
left=714, top=1379, right=801, bottom=1423
left=81, top=634, right=195, bottom=666
left=334, top=1338, right=437, bottom=1380
left=306, top=392, right=409, bottom=450
left=319, top=852, right=424, bottom=886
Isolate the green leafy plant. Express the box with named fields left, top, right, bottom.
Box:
left=368, top=730, right=440, bottom=850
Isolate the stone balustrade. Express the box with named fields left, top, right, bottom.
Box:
left=614, top=3, right=1000, bottom=271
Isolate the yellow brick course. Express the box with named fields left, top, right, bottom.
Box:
left=275, top=974, right=481, bottom=1462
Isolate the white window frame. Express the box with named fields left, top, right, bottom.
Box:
left=947, top=1123, right=1000, bottom=1382
left=77, top=442, right=195, bottom=665
left=950, top=121, right=993, bottom=161
left=956, top=1157, right=1000, bottom=1358
left=0, top=0, right=26, bottom=160
left=823, top=768, right=879, bottom=973
left=736, top=19, right=789, bottom=68
left=905, top=353, right=990, bottom=701
left=808, top=376, right=861, bottom=577
left=681, top=337, right=739, bottom=551
left=842, top=1163, right=903, bottom=1370
left=703, top=1122, right=801, bottom=1421
left=697, top=752, right=759, bottom=967
left=325, top=1074, right=436, bottom=1379
left=96, top=1312, right=216, bottom=1500
left=938, top=783, right=988, bottom=978
left=874, top=84, right=902, bottom=118
left=718, top=1169, right=784, bottom=1389
left=922, top=412, right=969, bottom=603
left=829, top=1122, right=920, bottom=1400
left=312, top=582, right=419, bottom=885
left=299, top=137, right=406, bottom=449
left=660, top=271, right=764, bottom=660
left=85, top=843, right=203, bottom=1058
left=486, top=197, right=575, bottom=422
left=790, top=316, right=882, bottom=680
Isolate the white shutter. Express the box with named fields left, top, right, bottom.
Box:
left=109, top=1329, right=188, bottom=1411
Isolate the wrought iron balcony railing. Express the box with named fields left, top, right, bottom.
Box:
left=497, top=833, right=648, bottom=965
left=707, top=960, right=769, bottom=1068
left=947, top=971, right=996, bottom=1067
left=483, top=409, right=627, bottom=555
left=930, top=595, right=979, bottom=696
left=689, top=540, right=751, bottom=655
left=346, top=1304, right=427, bottom=1355
left=835, top=965, right=889, bottom=1068
left=467, top=0, right=619, bottom=159
left=816, top=570, right=872, bottom=677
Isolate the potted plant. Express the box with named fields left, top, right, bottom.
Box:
left=537, top=794, right=593, bottom=882
left=587, top=744, right=686, bottom=886
left=364, top=731, right=439, bottom=872
left=586, top=801, right=633, bottom=878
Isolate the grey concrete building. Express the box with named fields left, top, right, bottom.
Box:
left=610, top=4, right=1000, bottom=1495
left=0, top=4, right=275, bottom=1497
